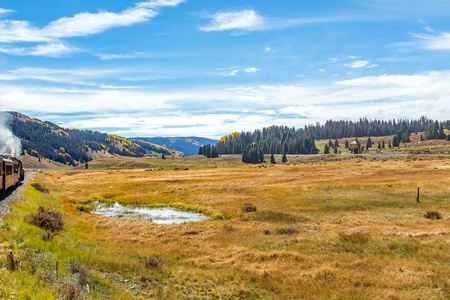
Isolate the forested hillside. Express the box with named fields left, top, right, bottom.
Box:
left=215, top=117, right=449, bottom=155
left=8, top=112, right=177, bottom=166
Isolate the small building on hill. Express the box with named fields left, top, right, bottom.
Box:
left=349, top=141, right=361, bottom=154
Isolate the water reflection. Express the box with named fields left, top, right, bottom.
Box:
left=92, top=202, right=207, bottom=224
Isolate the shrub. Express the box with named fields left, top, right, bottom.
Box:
left=277, top=225, right=298, bottom=235
left=66, top=261, right=92, bottom=286
left=241, top=203, right=257, bottom=213
left=142, top=256, right=163, bottom=268
left=24, top=207, right=64, bottom=235
left=424, top=211, right=442, bottom=220
left=61, top=283, right=84, bottom=300
left=31, top=183, right=49, bottom=193
left=6, top=251, right=20, bottom=271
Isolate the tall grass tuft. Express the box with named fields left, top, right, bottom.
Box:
left=338, top=232, right=370, bottom=243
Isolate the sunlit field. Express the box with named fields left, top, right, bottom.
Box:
left=1, top=154, right=449, bottom=299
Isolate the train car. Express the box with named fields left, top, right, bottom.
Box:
left=0, top=155, right=24, bottom=193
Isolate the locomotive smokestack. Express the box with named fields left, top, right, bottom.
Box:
left=0, top=112, right=22, bottom=158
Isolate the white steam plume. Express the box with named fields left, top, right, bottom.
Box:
left=0, top=112, right=22, bottom=158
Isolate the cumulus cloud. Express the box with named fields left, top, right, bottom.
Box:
left=200, top=9, right=264, bottom=32
left=1, top=70, right=449, bottom=138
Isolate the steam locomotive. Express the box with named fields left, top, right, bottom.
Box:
left=0, top=155, right=25, bottom=193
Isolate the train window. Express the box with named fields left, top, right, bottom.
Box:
left=6, top=165, right=13, bottom=175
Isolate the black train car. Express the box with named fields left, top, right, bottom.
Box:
left=0, top=155, right=24, bottom=192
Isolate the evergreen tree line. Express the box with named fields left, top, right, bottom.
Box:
left=215, top=126, right=318, bottom=155
left=9, top=112, right=170, bottom=166
left=309, top=116, right=447, bottom=140
left=198, top=144, right=219, bottom=158
left=426, top=120, right=449, bottom=140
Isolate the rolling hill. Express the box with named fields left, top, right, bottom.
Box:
left=7, top=112, right=180, bottom=166
left=134, top=137, right=218, bottom=156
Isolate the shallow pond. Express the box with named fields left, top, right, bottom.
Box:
left=91, top=202, right=208, bottom=224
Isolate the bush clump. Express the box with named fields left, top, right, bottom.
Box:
left=24, top=207, right=64, bottom=236
left=424, top=211, right=442, bottom=220
left=242, top=203, right=257, bottom=213
left=31, top=183, right=49, bottom=193
left=277, top=225, right=298, bottom=235
left=142, top=256, right=164, bottom=268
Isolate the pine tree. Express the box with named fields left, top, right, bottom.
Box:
left=345, top=140, right=349, bottom=148
left=198, top=147, right=203, bottom=155
left=270, top=153, right=276, bottom=164
left=334, top=139, right=339, bottom=148
left=382, top=140, right=385, bottom=148
left=211, top=147, right=219, bottom=158
left=324, top=144, right=330, bottom=154
left=392, top=136, right=399, bottom=147
left=333, top=145, right=338, bottom=154
left=366, top=137, right=372, bottom=149
left=259, top=149, right=264, bottom=162
left=242, top=149, right=248, bottom=163
left=378, top=141, right=381, bottom=149
left=282, top=152, right=287, bottom=163
left=388, top=141, right=391, bottom=148
left=162, top=154, right=165, bottom=159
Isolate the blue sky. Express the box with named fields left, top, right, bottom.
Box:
left=0, top=0, right=449, bottom=138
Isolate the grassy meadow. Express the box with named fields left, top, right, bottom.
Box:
left=1, top=154, right=449, bottom=299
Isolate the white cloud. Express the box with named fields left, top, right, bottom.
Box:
left=136, top=0, right=185, bottom=8
left=265, top=47, right=274, bottom=53
left=345, top=60, right=369, bottom=68
left=0, top=8, right=15, bottom=16
left=0, top=20, right=49, bottom=43
left=244, top=67, right=261, bottom=73
left=0, top=1, right=183, bottom=56
left=41, top=7, right=157, bottom=38
left=200, top=9, right=264, bottom=32
left=221, top=69, right=238, bottom=76
left=0, top=43, right=78, bottom=57
left=2, top=70, right=449, bottom=138
left=345, top=60, right=378, bottom=69
left=318, top=69, right=325, bottom=72
left=0, top=67, right=143, bottom=86
left=413, top=31, right=450, bottom=50
left=97, top=53, right=144, bottom=60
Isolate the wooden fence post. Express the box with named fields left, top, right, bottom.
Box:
left=416, top=187, right=420, bottom=203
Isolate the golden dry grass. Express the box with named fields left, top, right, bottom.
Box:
left=1, top=155, right=449, bottom=299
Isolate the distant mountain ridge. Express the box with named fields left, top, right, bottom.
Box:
left=7, top=112, right=180, bottom=166
left=134, top=137, right=219, bottom=156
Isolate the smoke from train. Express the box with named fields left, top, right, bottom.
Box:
left=0, top=112, right=21, bottom=158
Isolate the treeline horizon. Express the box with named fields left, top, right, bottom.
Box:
left=213, top=116, right=449, bottom=155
